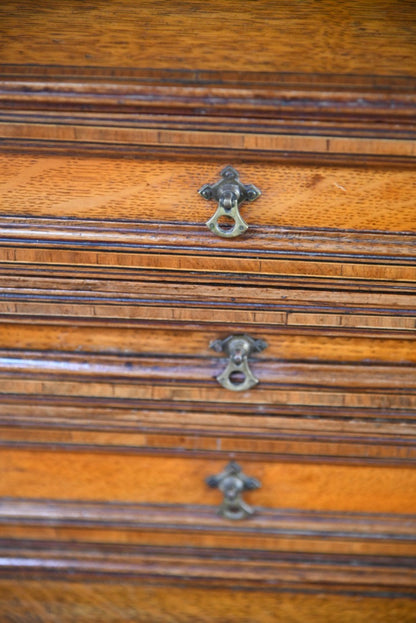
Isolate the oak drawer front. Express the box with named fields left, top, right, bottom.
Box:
left=2, top=449, right=416, bottom=513
left=1, top=449, right=415, bottom=611
left=1, top=154, right=415, bottom=266
left=1, top=448, right=416, bottom=590
left=2, top=153, right=416, bottom=226
left=1, top=313, right=415, bottom=464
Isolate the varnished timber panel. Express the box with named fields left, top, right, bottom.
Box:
left=1, top=300, right=414, bottom=333
left=1, top=449, right=416, bottom=513
left=2, top=119, right=416, bottom=162
left=2, top=323, right=415, bottom=362
left=0, top=581, right=415, bottom=623
left=1, top=3, right=415, bottom=162
left=2, top=72, right=414, bottom=124
left=1, top=255, right=414, bottom=463
left=2, top=427, right=415, bottom=465
left=1, top=335, right=415, bottom=466
left=1, top=1, right=415, bottom=76
left=2, top=400, right=415, bottom=459
left=1, top=155, right=415, bottom=232
left=1, top=275, right=414, bottom=318
left=2, top=244, right=416, bottom=290
left=2, top=68, right=415, bottom=161
left=0, top=500, right=415, bottom=620
left=1, top=2, right=415, bottom=160
left=4, top=401, right=415, bottom=435
left=1, top=1, right=415, bottom=618
left=1, top=420, right=415, bottom=465
left=1, top=351, right=415, bottom=407
left=0, top=580, right=415, bottom=623
left=1, top=499, right=415, bottom=558
left=1, top=217, right=416, bottom=263
left=0, top=541, right=415, bottom=594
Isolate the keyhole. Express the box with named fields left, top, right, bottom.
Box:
left=229, top=370, right=246, bottom=386
left=217, top=214, right=235, bottom=231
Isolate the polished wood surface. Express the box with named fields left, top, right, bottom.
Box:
left=2, top=323, right=415, bottom=361
left=2, top=450, right=416, bottom=512
left=1, top=581, right=415, bottom=623
left=1, top=116, right=415, bottom=162
left=2, top=499, right=415, bottom=556
left=1, top=0, right=415, bottom=75
left=1, top=154, right=415, bottom=231
left=0, top=1, right=415, bottom=620
left=1, top=2, right=416, bottom=162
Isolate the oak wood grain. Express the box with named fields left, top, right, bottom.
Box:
left=1, top=425, right=415, bottom=465
left=5, top=376, right=414, bottom=412
left=3, top=250, right=416, bottom=284
left=1, top=266, right=414, bottom=344
left=1, top=449, right=416, bottom=513
left=2, top=346, right=416, bottom=422
left=2, top=275, right=414, bottom=311
left=1, top=350, right=414, bottom=392
left=2, top=323, right=415, bottom=363
left=1, top=0, right=415, bottom=76
left=1, top=541, right=415, bottom=591
left=1, top=216, right=416, bottom=262
left=3, top=400, right=416, bottom=436
left=1, top=83, right=415, bottom=128
left=1, top=300, right=414, bottom=334
left=1, top=1, right=416, bottom=617
left=0, top=579, right=415, bottom=623
left=1, top=154, right=415, bottom=232
left=1, top=500, right=415, bottom=557
left=2, top=71, right=415, bottom=162
left=2, top=120, right=416, bottom=161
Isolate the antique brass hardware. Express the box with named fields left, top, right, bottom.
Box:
left=210, top=334, right=267, bottom=391
left=206, top=461, right=261, bottom=520
left=198, top=166, right=261, bottom=238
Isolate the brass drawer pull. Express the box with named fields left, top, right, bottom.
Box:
left=210, top=334, right=267, bottom=391
left=206, top=461, right=261, bottom=520
left=199, top=166, right=261, bottom=238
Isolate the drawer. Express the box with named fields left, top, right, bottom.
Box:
left=1, top=155, right=415, bottom=271
left=1, top=448, right=415, bottom=610
left=2, top=154, right=416, bottom=229
left=2, top=448, right=416, bottom=564
left=1, top=153, right=415, bottom=260
left=1, top=315, right=415, bottom=464
left=3, top=449, right=416, bottom=514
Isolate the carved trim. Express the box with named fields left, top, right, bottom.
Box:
left=0, top=346, right=415, bottom=465
left=2, top=69, right=416, bottom=117
left=0, top=269, right=414, bottom=335
left=0, top=500, right=415, bottom=594
left=0, top=349, right=414, bottom=392
left=0, top=216, right=415, bottom=262
left=0, top=67, right=415, bottom=161
left=1, top=498, right=415, bottom=539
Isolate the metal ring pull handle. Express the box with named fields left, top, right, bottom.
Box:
left=210, top=334, right=267, bottom=391
left=199, top=166, right=261, bottom=238
left=206, top=461, right=261, bottom=520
